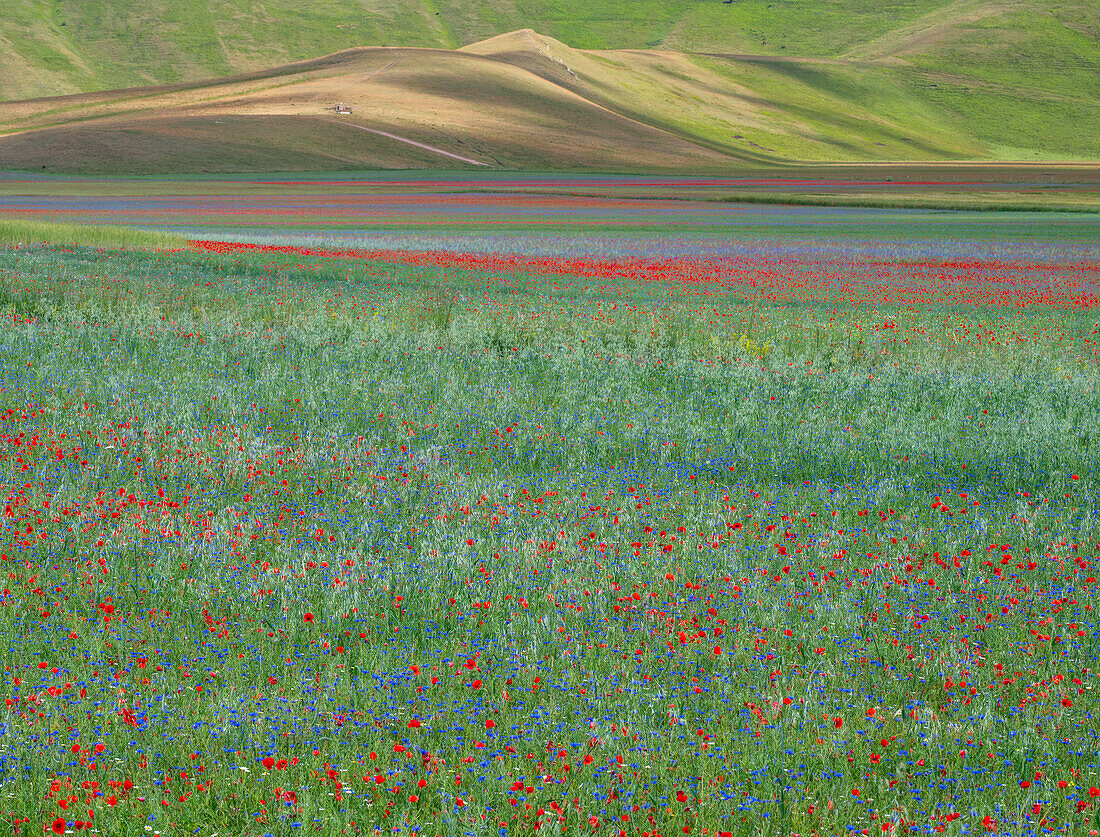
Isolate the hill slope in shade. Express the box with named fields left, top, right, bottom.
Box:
left=0, top=26, right=1095, bottom=172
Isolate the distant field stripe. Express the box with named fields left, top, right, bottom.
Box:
left=0, top=218, right=187, bottom=248
left=187, top=239, right=1100, bottom=311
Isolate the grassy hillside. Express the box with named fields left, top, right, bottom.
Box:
left=0, top=0, right=966, bottom=99
left=0, top=40, right=972, bottom=173
left=0, top=24, right=1095, bottom=173
left=0, top=0, right=1095, bottom=169
left=2, top=0, right=1096, bottom=100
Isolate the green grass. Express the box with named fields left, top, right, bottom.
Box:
left=0, top=237, right=1098, bottom=834
left=0, top=217, right=189, bottom=248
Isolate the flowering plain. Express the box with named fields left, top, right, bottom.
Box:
left=0, top=224, right=1099, bottom=837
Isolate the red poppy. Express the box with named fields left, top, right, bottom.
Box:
left=262, top=757, right=275, bottom=770
left=303, top=613, right=314, bottom=624
left=52, top=820, right=65, bottom=835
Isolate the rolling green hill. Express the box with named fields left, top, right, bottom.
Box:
left=0, top=0, right=1096, bottom=168
left=0, top=0, right=995, bottom=99
left=3, top=0, right=1096, bottom=97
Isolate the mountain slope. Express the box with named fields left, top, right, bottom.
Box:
left=0, top=34, right=987, bottom=174
left=0, top=43, right=738, bottom=173
left=0, top=0, right=951, bottom=99
left=2, top=0, right=1094, bottom=101
left=0, top=20, right=1094, bottom=172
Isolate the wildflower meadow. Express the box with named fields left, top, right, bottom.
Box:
left=0, top=221, right=1098, bottom=837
